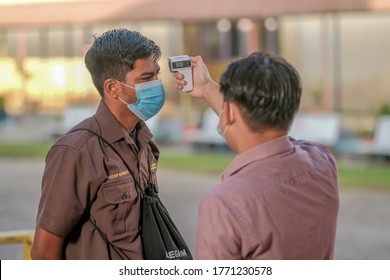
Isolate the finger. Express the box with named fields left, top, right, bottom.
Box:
left=175, top=80, right=185, bottom=90
left=173, top=72, right=185, bottom=80
left=190, top=55, right=201, bottom=64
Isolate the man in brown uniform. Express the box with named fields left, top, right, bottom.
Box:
left=31, top=29, right=164, bottom=259
left=173, top=53, right=339, bottom=259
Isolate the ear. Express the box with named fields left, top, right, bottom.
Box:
left=223, top=102, right=236, bottom=124
left=104, top=79, right=119, bottom=99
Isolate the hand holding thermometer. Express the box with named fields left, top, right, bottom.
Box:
left=168, top=55, right=193, bottom=92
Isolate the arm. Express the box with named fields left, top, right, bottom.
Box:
left=196, top=194, right=241, bottom=260
left=173, top=56, right=223, bottom=114
left=31, top=145, right=91, bottom=260
left=31, top=226, right=65, bottom=260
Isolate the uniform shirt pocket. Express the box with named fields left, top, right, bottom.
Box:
left=95, top=175, right=138, bottom=236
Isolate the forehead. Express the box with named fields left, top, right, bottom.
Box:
left=133, top=57, right=159, bottom=72
left=124, top=56, right=159, bottom=82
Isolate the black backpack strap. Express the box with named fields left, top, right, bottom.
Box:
left=89, top=218, right=130, bottom=260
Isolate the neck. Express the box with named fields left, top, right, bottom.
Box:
left=235, top=129, right=287, bottom=154
left=117, top=110, right=139, bottom=133
left=103, top=98, right=138, bottom=133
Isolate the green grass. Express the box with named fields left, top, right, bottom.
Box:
left=0, top=142, right=389, bottom=189
left=159, top=151, right=235, bottom=174
left=0, top=141, right=53, bottom=158
left=338, top=164, right=390, bottom=189
left=159, top=150, right=390, bottom=190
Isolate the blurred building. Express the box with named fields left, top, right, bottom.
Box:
left=0, top=0, right=389, bottom=132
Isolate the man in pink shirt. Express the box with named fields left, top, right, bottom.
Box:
left=173, top=52, right=339, bottom=259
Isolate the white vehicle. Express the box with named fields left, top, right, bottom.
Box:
left=289, top=112, right=341, bottom=147
left=53, top=105, right=96, bottom=137
left=360, top=115, right=390, bottom=158
left=191, top=108, right=229, bottom=151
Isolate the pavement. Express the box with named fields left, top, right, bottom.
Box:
left=1, top=158, right=390, bottom=260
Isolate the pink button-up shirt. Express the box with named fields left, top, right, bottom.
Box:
left=196, top=136, right=339, bottom=259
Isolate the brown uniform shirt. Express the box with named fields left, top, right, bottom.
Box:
left=36, top=101, right=159, bottom=259
left=196, top=136, right=339, bottom=259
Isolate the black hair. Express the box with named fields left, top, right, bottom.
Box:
left=84, top=28, right=161, bottom=97
left=220, top=52, right=302, bottom=132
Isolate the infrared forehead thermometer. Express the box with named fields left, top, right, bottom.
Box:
left=168, top=55, right=193, bottom=92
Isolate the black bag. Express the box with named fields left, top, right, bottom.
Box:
left=142, top=184, right=192, bottom=259
left=72, top=128, right=193, bottom=260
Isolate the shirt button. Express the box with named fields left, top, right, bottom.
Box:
left=121, top=193, right=127, bottom=199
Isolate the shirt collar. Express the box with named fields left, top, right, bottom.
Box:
left=94, top=100, right=152, bottom=145
left=221, top=135, right=293, bottom=181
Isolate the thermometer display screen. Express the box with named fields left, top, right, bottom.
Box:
left=173, top=60, right=191, bottom=69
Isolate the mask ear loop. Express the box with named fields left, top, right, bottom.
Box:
left=115, top=79, right=136, bottom=106
left=115, top=79, right=136, bottom=90
left=117, top=96, right=129, bottom=106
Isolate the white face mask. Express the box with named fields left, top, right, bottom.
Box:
left=217, top=103, right=233, bottom=137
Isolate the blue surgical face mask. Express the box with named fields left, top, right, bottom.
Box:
left=117, top=79, right=166, bottom=121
